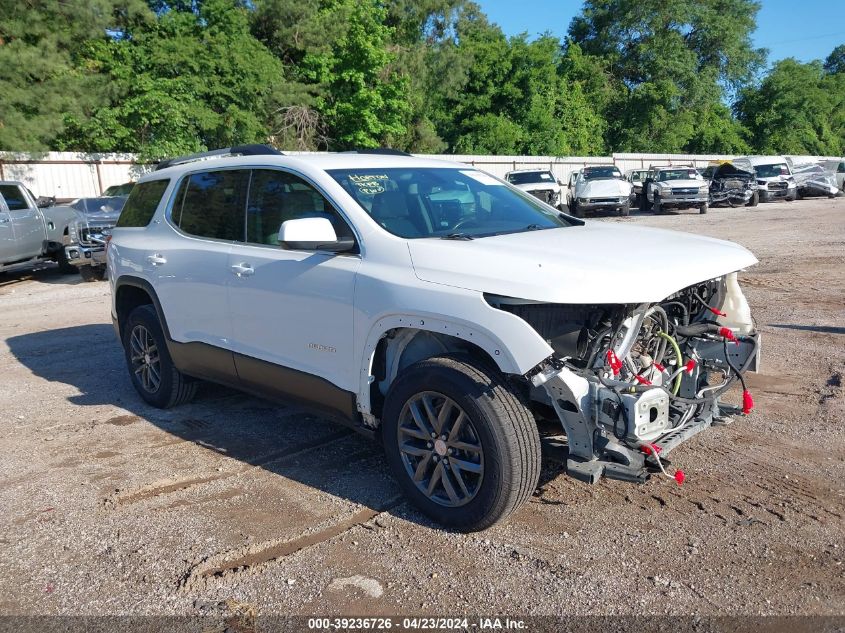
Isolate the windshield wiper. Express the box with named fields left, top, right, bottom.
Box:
left=442, top=232, right=474, bottom=240
left=524, top=224, right=544, bottom=231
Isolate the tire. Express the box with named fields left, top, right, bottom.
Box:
left=746, top=191, right=759, bottom=207
left=123, top=305, right=197, bottom=408
left=795, top=189, right=803, bottom=200
left=699, top=203, right=708, bottom=214
left=79, top=265, right=106, bottom=282
left=652, top=194, right=662, bottom=214
left=55, top=248, right=76, bottom=274
left=619, top=202, right=631, bottom=216
left=570, top=200, right=583, bottom=218
left=382, top=355, right=541, bottom=532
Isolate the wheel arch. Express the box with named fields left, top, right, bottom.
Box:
left=358, top=315, right=528, bottom=426
left=114, top=276, right=172, bottom=343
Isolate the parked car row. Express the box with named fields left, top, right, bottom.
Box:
left=0, top=181, right=133, bottom=280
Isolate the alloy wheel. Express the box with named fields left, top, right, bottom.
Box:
left=129, top=324, right=161, bottom=393
left=397, top=391, right=484, bottom=507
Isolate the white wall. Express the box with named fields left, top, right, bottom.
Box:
left=1, top=150, right=839, bottom=199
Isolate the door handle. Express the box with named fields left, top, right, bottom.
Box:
left=231, top=263, right=254, bottom=277
left=147, top=254, right=167, bottom=266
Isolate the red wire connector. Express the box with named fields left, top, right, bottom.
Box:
left=674, top=470, right=686, bottom=485
left=708, top=306, right=727, bottom=317
left=718, top=327, right=739, bottom=345
left=634, top=374, right=652, bottom=385
left=742, top=390, right=754, bottom=415
left=684, top=359, right=697, bottom=374
left=606, top=349, right=623, bottom=375
left=640, top=444, right=662, bottom=455
left=653, top=362, right=665, bottom=372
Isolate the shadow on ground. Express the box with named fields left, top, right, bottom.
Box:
left=6, top=324, right=567, bottom=529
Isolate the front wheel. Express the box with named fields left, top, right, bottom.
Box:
left=747, top=191, right=759, bottom=207
left=652, top=194, right=662, bottom=214
left=382, top=356, right=541, bottom=532
left=619, top=202, right=631, bottom=216
left=699, top=202, right=708, bottom=214
left=123, top=305, right=197, bottom=408
left=570, top=200, right=583, bottom=217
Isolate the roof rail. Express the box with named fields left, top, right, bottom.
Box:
left=154, top=144, right=283, bottom=171
left=340, top=148, right=412, bottom=156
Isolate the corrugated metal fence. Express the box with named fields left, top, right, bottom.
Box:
left=0, top=151, right=838, bottom=200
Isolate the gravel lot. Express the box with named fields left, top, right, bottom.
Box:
left=0, top=198, right=843, bottom=622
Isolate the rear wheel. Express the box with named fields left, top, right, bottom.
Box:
left=382, top=356, right=541, bottom=531
left=55, top=248, right=76, bottom=274
left=123, top=305, right=196, bottom=408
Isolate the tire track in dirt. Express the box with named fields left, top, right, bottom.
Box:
left=180, top=495, right=404, bottom=590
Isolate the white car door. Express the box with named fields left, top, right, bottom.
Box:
left=0, top=184, right=43, bottom=260
left=226, top=168, right=361, bottom=398
left=153, top=169, right=248, bottom=355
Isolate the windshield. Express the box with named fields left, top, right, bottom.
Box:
left=657, top=169, right=699, bottom=181
left=70, top=197, right=127, bottom=213
left=628, top=170, right=647, bottom=182
left=753, top=163, right=790, bottom=178
left=582, top=166, right=622, bottom=180
left=103, top=183, right=134, bottom=196
left=506, top=171, right=555, bottom=185
left=328, top=168, right=572, bottom=239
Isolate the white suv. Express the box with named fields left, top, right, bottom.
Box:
left=109, top=145, right=761, bottom=531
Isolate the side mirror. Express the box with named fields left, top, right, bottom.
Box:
left=36, top=196, right=54, bottom=208
left=278, top=217, right=355, bottom=253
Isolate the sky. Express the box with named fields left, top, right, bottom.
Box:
left=474, top=0, right=845, bottom=67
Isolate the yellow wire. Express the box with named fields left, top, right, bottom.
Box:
left=658, top=331, right=683, bottom=395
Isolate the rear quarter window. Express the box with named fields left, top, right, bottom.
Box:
left=116, top=179, right=169, bottom=227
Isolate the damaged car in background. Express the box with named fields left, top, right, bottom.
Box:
left=63, top=195, right=127, bottom=281
left=733, top=156, right=797, bottom=202
left=505, top=169, right=565, bottom=210
left=790, top=162, right=840, bottom=198
left=702, top=162, right=759, bottom=207
left=566, top=165, right=633, bottom=217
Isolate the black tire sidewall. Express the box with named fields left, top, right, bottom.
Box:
left=382, top=359, right=527, bottom=530
left=123, top=305, right=177, bottom=408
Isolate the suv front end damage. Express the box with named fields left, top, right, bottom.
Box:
left=490, top=273, right=759, bottom=484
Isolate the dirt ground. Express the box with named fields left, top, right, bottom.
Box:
left=0, top=198, right=843, bottom=621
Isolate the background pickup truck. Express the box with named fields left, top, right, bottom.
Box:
left=0, top=180, right=76, bottom=274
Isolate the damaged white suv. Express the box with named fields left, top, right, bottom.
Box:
left=108, top=146, right=760, bottom=531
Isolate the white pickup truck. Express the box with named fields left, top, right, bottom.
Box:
left=0, top=180, right=76, bottom=273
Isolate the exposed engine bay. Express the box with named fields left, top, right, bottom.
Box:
left=708, top=163, right=758, bottom=207
left=488, top=273, right=760, bottom=484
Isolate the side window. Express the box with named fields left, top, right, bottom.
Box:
left=116, top=179, right=169, bottom=227
left=246, top=169, right=353, bottom=246
left=0, top=185, right=28, bottom=211
left=838, top=162, right=845, bottom=173
left=174, top=170, right=249, bottom=241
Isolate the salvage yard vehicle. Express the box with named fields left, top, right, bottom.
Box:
left=732, top=156, right=797, bottom=202
left=63, top=196, right=128, bottom=281
left=0, top=180, right=77, bottom=273
left=624, top=168, right=649, bottom=206
left=108, top=145, right=760, bottom=531
left=790, top=162, right=839, bottom=199
left=642, top=166, right=710, bottom=214
left=504, top=169, right=564, bottom=210
left=821, top=158, right=845, bottom=191
left=566, top=165, right=633, bottom=217
left=704, top=162, right=759, bottom=207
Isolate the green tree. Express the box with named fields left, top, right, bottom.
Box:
left=736, top=58, right=844, bottom=155
left=59, top=0, right=286, bottom=159
left=0, top=0, right=132, bottom=150
left=569, top=0, right=764, bottom=152
left=824, top=44, right=845, bottom=75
